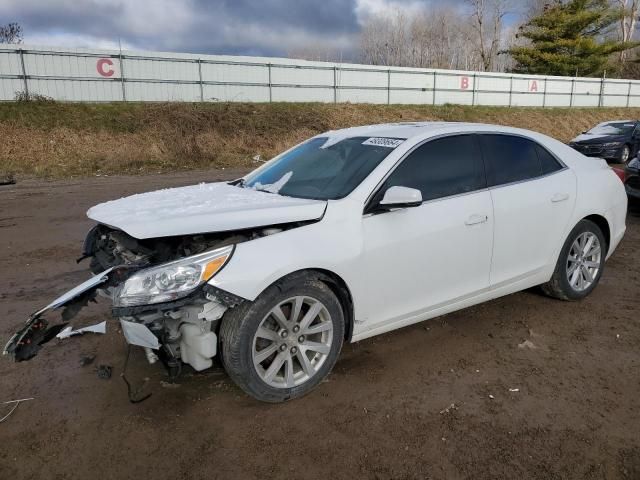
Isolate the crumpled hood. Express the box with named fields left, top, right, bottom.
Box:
left=87, top=182, right=327, bottom=239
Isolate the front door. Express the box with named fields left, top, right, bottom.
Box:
left=360, top=134, right=494, bottom=329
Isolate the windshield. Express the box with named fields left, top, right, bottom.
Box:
left=241, top=136, right=402, bottom=200
left=587, top=122, right=635, bottom=136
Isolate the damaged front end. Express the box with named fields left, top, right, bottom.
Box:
left=3, top=225, right=262, bottom=376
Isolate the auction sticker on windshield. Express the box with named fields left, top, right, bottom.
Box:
left=362, top=137, right=404, bottom=148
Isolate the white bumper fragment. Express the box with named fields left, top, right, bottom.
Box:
left=120, top=319, right=160, bottom=349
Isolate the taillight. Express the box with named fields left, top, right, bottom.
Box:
left=612, top=167, right=626, bottom=183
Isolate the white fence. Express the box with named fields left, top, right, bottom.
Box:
left=2, top=44, right=640, bottom=107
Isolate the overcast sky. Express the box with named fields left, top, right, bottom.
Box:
left=0, top=0, right=517, bottom=58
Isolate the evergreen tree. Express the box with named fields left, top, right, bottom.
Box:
left=508, top=0, right=636, bottom=76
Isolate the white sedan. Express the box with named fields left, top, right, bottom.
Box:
left=4, top=122, right=627, bottom=402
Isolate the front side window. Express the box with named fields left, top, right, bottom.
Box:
left=379, top=134, right=486, bottom=202
left=242, top=136, right=400, bottom=200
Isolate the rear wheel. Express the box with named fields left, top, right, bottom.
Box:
left=542, top=220, right=606, bottom=301
left=219, top=274, right=344, bottom=402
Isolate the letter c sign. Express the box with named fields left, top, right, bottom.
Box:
left=97, top=58, right=115, bottom=77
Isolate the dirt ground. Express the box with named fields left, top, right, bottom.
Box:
left=0, top=171, right=639, bottom=480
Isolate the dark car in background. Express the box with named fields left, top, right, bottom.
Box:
left=623, top=156, right=640, bottom=201
left=568, top=120, right=640, bottom=164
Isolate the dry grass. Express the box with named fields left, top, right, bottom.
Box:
left=1, top=102, right=639, bottom=178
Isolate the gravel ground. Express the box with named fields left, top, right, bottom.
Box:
left=0, top=171, right=639, bottom=480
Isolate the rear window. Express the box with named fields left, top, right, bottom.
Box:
left=481, top=134, right=541, bottom=186
left=536, top=145, right=563, bottom=175
left=480, top=134, right=563, bottom=187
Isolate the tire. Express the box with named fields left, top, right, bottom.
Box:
left=541, top=219, right=606, bottom=301
left=619, top=144, right=631, bottom=164
left=219, top=273, right=344, bottom=403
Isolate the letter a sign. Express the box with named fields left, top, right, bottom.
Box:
left=529, top=80, right=538, bottom=92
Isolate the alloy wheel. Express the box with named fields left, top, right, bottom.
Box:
left=252, top=296, right=333, bottom=388
left=566, top=232, right=602, bottom=292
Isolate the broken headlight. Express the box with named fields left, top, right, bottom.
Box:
left=114, top=245, right=234, bottom=307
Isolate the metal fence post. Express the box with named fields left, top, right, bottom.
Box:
left=569, top=79, right=575, bottom=107
left=118, top=53, right=126, bottom=101
left=333, top=66, right=338, bottom=103
left=508, top=75, right=513, bottom=107
left=197, top=59, right=204, bottom=102
left=598, top=73, right=605, bottom=108
left=18, top=48, right=29, bottom=97
left=627, top=81, right=632, bottom=108
left=471, top=73, right=476, bottom=106
left=432, top=71, right=437, bottom=105
left=542, top=78, right=547, bottom=108
left=387, top=68, right=391, bottom=105
left=267, top=63, right=272, bottom=103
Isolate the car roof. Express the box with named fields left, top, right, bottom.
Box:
left=321, top=121, right=542, bottom=141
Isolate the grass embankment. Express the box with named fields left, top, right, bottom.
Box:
left=1, top=101, right=638, bottom=178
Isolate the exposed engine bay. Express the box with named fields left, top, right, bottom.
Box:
left=3, top=221, right=306, bottom=378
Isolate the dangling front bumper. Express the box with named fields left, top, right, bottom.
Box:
left=3, top=267, right=129, bottom=361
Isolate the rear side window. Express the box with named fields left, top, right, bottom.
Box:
left=480, top=134, right=541, bottom=186
left=536, top=145, right=563, bottom=175
left=381, top=134, right=486, bottom=202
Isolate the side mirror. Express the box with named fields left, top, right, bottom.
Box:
left=377, top=186, right=422, bottom=210
left=581, top=131, right=587, bottom=134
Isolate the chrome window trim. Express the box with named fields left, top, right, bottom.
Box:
left=363, top=131, right=568, bottom=214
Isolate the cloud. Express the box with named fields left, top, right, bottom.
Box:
left=0, top=0, right=519, bottom=58
left=0, top=0, right=360, bottom=57
left=354, top=0, right=429, bottom=24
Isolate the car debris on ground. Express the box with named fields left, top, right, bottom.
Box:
left=56, top=321, right=106, bottom=340
left=96, top=365, right=112, bottom=380
left=439, top=403, right=457, bottom=414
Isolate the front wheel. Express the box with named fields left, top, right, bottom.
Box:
left=219, top=274, right=344, bottom=402
left=542, top=219, right=606, bottom=301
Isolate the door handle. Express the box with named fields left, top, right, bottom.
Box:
left=551, top=193, right=569, bottom=203
left=465, top=214, right=488, bottom=226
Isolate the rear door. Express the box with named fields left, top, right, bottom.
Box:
left=480, top=134, right=576, bottom=288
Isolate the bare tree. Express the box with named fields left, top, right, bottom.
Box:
left=467, top=0, right=509, bottom=71
left=359, top=9, right=411, bottom=67
left=615, top=0, right=639, bottom=62
left=357, top=1, right=516, bottom=72
left=0, top=22, right=23, bottom=44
